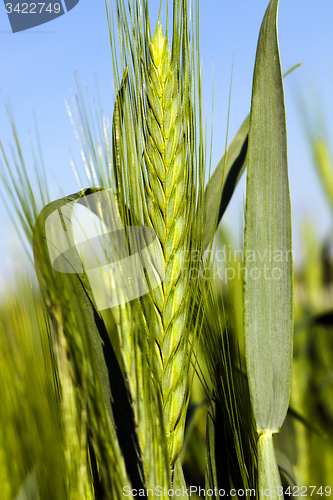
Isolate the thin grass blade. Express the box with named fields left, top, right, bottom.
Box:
left=203, top=116, right=249, bottom=251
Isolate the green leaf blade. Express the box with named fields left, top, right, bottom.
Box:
left=205, top=397, right=231, bottom=497
left=202, top=116, right=249, bottom=251
left=244, top=0, right=293, bottom=434
left=201, top=63, right=301, bottom=252
left=172, top=459, right=189, bottom=499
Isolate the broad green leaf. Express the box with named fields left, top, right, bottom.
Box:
left=202, top=64, right=301, bottom=251
left=33, top=188, right=144, bottom=492
left=244, top=0, right=293, bottom=495
left=244, top=0, right=293, bottom=433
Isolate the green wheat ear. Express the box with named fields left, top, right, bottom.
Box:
left=143, top=22, right=190, bottom=466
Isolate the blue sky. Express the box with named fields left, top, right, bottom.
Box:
left=1, top=0, right=333, bottom=281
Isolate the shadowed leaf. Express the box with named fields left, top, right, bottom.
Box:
left=33, top=187, right=144, bottom=493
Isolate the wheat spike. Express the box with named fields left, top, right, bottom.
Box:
left=143, top=22, right=190, bottom=466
